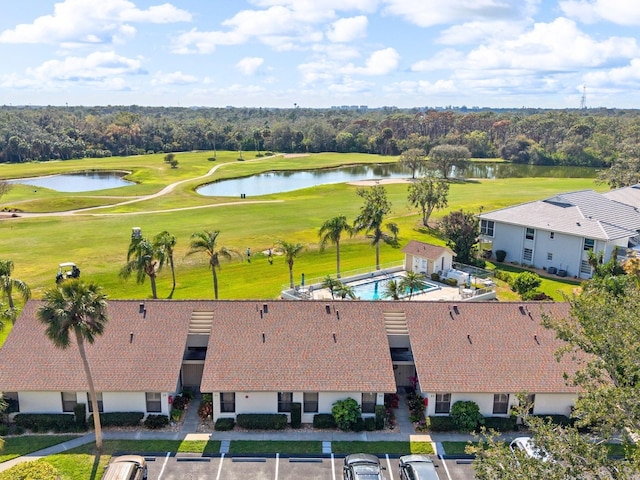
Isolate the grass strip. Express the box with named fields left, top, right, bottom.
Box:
left=0, top=435, right=81, bottom=463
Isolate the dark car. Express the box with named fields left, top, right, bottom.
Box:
left=399, top=454, right=440, bottom=480
left=344, top=453, right=387, bottom=480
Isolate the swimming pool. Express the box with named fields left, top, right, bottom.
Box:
left=350, top=274, right=440, bottom=300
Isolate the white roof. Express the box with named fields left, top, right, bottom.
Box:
left=602, top=184, right=640, bottom=209
left=479, top=189, right=640, bottom=241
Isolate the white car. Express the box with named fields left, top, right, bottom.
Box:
left=509, top=436, right=550, bottom=462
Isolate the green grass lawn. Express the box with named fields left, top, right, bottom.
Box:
left=441, top=441, right=478, bottom=456
left=332, top=440, right=434, bottom=455
left=229, top=440, right=322, bottom=455
left=0, top=435, right=81, bottom=463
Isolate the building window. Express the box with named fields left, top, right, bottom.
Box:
left=361, top=393, right=376, bottom=414
left=547, top=252, right=553, bottom=261
left=480, top=220, right=495, bottom=237
left=525, top=228, right=535, bottom=240
left=584, top=238, right=595, bottom=251
left=526, top=394, right=536, bottom=415
left=61, top=392, right=77, bottom=412
left=493, top=394, right=509, bottom=415
left=87, top=392, right=104, bottom=413
left=220, top=392, right=235, bottom=413
left=146, top=392, right=162, bottom=413
left=523, top=248, right=533, bottom=263
left=278, top=392, right=293, bottom=413
left=580, top=260, right=592, bottom=275
left=550, top=232, right=555, bottom=239
left=303, top=392, right=318, bottom=413
left=435, top=393, right=451, bottom=414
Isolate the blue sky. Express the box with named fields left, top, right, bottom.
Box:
left=1, top=0, right=639, bottom=109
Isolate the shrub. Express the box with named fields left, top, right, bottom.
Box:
left=207, top=157, right=217, bottom=161
left=483, top=416, right=518, bottom=432
left=450, top=401, right=484, bottom=431
left=74, top=403, right=87, bottom=431
left=236, top=414, right=287, bottom=430
left=510, top=271, right=542, bottom=296
left=375, top=405, right=386, bottom=430
left=90, top=412, right=144, bottom=427
left=495, top=250, right=507, bottom=262
left=5, top=398, right=19, bottom=414
left=332, top=398, right=362, bottom=431
left=0, top=424, right=8, bottom=436
left=313, top=414, right=337, bottom=429
left=290, top=402, right=302, bottom=429
left=494, top=270, right=512, bottom=283
left=198, top=398, right=213, bottom=419
left=523, top=290, right=553, bottom=301
left=364, top=416, right=376, bottom=431
left=531, top=414, right=573, bottom=427
left=172, top=395, right=189, bottom=410
left=215, top=417, right=235, bottom=431
left=426, top=416, right=455, bottom=431
left=352, top=417, right=365, bottom=432
left=171, top=409, right=182, bottom=422
left=430, top=272, right=440, bottom=282
left=144, top=414, right=169, bottom=429
left=14, top=414, right=75, bottom=433
left=0, top=461, right=60, bottom=480
left=446, top=278, right=458, bottom=286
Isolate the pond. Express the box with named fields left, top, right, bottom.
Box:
left=8, top=171, right=134, bottom=192
left=197, top=163, right=598, bottom=197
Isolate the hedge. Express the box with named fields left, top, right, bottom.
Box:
left=531, top=414, right=573, bottom=427
left=290, top=402, right=302, bottom=429
left=88, top=412, right=144, bottom=427
left=426, top=416, right=456, bottom=432
left=483, top=416, right=518, bottom=432
left=364, top=417, right=376, bottom=431
left=74, top=403, right=87, bottom=431
left=144, top=414, right=169, bottom=429
left=215, top=417, right=235, bottom=431
left=313, top=414, right=337, bottom=429
left=236, top=414, right=287, bottom=430
left=352, top=417, right=365, bottom=432
left=374, top=405, right=385, bottom=430
left=14, top=414, right=76, bottom=433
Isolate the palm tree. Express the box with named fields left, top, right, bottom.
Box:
left=276, top=240, right=304, bottom=289
left=119, top=238, right=161, bottom=299
left=318, top=216, right=353, bottom=278
left=322, top=275, right=341, bottom=299
left=0, top=260, right=31, bottom=314
left=154, top=231, right=177, bottom=299
left=187, top=230, right=235, bottom=300
left=353, top=186, right=399, bottom=270
left=400, top=271, right=428, bottom=300
left=382, top=279, right=402, bottom=300
left=336, top=283, right=356, bottom=299
left=37, top=279, right=108, bottom=450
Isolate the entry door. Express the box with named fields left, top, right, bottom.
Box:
left=182, top=363, right=204, bottom=388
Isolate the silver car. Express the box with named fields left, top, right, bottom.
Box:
left=399, top=454, right=440, bottom=480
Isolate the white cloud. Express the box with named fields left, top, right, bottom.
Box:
left=236, top=57, right=265, bottom=75
left=0, top=0, right=191, bottom=45
left=437, top=20, right=529, bottom=45
left=387, top=79, right=458, bottom=95
left=381, top=0, right=539, bottom=28
left=327, top=77, right=374, bottom=94
left=151, top=71, right=198, bottom=86
left=560, top=0, right=640, bottom=26
left=343, top=47, right=400, bottom=75
left=326, top=16, right=368, bottom=42
left=584, top=58, right=640, bottom=86
left=30, top=51, right=145, bottom=80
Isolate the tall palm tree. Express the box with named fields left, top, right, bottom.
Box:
left=276, top=240, right=304, bottom=289
left=353, top=186, right=399, bottom=270
left=154, top=231, right=177, bottom=299
left=119, top=238, right=161, bottom=299
left=400, top=271, right=428, bottom=300
left=0, top=259, right=31, bottom=313
left=187, top=230, right=235, bottom=300
left=37, top=279, right=108, bottom=450
left=318, top=216, right=353, bottom=278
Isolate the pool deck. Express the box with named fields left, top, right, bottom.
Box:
left=303, top=281, right=463, bottom=301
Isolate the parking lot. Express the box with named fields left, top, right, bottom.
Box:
left=144, top=453, right=476, bottom=480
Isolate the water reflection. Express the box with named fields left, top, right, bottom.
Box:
left=197, top=163, right=597, bottom=197
left=9, top=171, right=134, bottom=192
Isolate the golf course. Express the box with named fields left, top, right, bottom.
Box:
left=0, top=151, right=602, bottom=305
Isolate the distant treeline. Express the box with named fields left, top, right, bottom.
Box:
left=1, top=105, right=639, bottom=167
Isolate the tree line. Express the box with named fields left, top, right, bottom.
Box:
left=2, top=105, right=640, bottom=170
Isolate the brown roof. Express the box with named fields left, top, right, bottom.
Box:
left=0, top=300, right=202, bottom=392
left=200, top=300, right=397, bottom=392
left=402, top=240, right=454, bottom=259
left=404, top=301, right=580, bottom=393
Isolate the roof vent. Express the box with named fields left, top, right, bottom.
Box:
left=333, top=333, right=337, bottom=343
left=453, top=305, right=460, bottom=315
left=534, top=334, right=540, bottom=345
left=336, top=310, right=340, bottom=320
left=449, top=311, right=454, bottom=320
left=129, top=332, right=134, bottom=343
left=467, top=334, right=472, bottom=344
left=519, top=305, right=526, bottom=315
left=259, top=309, right=263, bottom=319
left=263, top=304, right=268, bottom=314
left=139, top=303, right=145, bottom=314
left=325, top=305, right=331, bottom=314
left=262, top=332, right=265, bottom=343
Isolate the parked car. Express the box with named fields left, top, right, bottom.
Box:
left=344, top=453, right=387, bottom=480
left=509, top=436, right=550, bottom=462
left=101, top=455, right=147, bottom=480
left=399, top=454, right=440, bottom=480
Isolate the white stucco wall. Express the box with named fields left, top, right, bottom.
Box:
left=524, top=393, right=576, bottom=416
left=102, top=392, right=148, bottom=414
left=19, top=392, right=64, bottom=413
left=17, top=391, right=170, bottom=415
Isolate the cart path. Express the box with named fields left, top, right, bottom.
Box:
left=3, top=156, right=283, bottom=219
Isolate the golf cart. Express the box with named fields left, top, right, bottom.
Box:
left=56, top=262, right=80, bottom=283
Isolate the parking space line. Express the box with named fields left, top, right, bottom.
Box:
left=215, top=453, right=225, bottom=480
left=331, top=453, right=336, bottom=480
left=275, top=453, right=280, bottom=480
left=157, top=452, right=171, bottom=479
left=440, top=456, right=453, bottom=480
left=385, top=454, right=395, bottom=480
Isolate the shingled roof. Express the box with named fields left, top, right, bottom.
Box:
left=402, top=240, right=454, bottom=259
left=200, top=300, right=397, bottom=392
left=404, top=301, right=580, bottom=393
left=0, top=300, right=201, bottom=392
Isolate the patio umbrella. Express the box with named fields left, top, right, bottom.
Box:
left=301, top=273, right=305, bottom=286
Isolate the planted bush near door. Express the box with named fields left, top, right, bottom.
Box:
left=450, top=401, right=484, bottom=431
